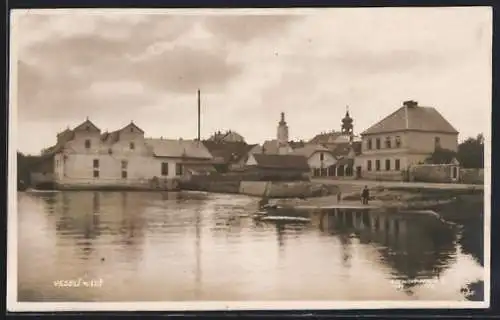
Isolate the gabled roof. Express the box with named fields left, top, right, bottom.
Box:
left=291, top=144, right=332, bottom=158
left=145, top=139, right=213, bottom=159
left=120, top=122, right=145, bottom=134
left=202, top=141, right=257, bottom=164
left=250, top=153, right=310, bottom=171
left=73, top=119, right=101, bottom=133
left=361, top=103, right=459, bottom=135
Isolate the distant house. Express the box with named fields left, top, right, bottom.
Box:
left=291, top=144, right=336, bottom=177
left=207, top=130, right=245, bottom=143
left=245, top=153, right=310, bottom=181
left=202, top=140, right=258, bottom=172
left=357, top=100, right=459, bottom=181
left=38, top=118, right=214, bottom=190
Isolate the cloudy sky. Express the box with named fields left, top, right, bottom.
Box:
left=11, top=7, right=491, bottom=155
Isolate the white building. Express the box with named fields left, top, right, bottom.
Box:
left=290, top=144, right=337, bottom=177
left=43, top=119, right=214, bottom=190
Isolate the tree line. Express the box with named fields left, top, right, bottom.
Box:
left=426, top=134, right=484, bottom=168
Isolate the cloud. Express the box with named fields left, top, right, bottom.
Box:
left=203, top=14, right=300, bottom=43
left=12, top=8, right=492, bottom=154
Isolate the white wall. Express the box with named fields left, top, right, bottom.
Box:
left=54, top=153, right=186, bottom=186
left=307, top=151, right=336, bottom=169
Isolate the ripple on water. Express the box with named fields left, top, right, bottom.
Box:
left=16, top=191, right=485, bottom=302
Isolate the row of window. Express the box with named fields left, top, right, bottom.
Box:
left=90, top=159, right=183, bottom=178
left=366, top=136, right=402, bottom=150
left=85, top=140, right=135, bottom=150
left=366, top=136, right=443, bottom=151
left=367, top=159, right=401, bottom=171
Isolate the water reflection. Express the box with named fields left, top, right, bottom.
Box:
left=316, top=208, right=458, bottom=295
left=18, top=191, right=484, bottom=302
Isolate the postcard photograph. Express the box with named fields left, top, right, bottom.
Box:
left=7, top=7, right=491, bottom=312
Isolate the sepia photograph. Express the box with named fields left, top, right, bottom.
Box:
left=8, top=7, right=491, bottom=312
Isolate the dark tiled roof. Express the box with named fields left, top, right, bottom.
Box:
left=309, top=131, right=343, bottom=144
left=203, top=141, right=257, bottom=164
left=289, top=140, right=306, bottom=149
left=361, top=104, right=459, bottom=135
left=251, top=154, right=310, bottom=171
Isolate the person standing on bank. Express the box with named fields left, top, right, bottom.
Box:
left=361, top=186, right=370, bottom=205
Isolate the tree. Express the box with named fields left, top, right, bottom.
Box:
left=457, top=134, right=484, bottom=169
left=425, top=147, right=457, bottom=165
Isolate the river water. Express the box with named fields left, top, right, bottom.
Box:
left=17, top=191, right=484, bottom=302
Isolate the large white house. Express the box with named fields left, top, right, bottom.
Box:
left=39, top=119, right=214, bottom=190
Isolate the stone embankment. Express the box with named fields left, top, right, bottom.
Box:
left=180, top=178, right=340, bottom=198
left=272, top=182, right=484, bottom=213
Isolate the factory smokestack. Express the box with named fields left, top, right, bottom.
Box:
left=197, top=89, right=201, bottom=142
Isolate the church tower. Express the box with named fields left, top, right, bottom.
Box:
left=341, top=106, right=354, bottom=143
left=277, top=112, right=289, bottom=154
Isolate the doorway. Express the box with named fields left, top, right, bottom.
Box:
left=356, top=166, right=362, bottom=179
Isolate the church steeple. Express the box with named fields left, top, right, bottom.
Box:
left=277, top=112, right=289, bottom=154
left=341, top=106, right=353, bottom=136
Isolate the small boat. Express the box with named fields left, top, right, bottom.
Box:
left=258, top=216, right=311, bottom=223
left=25, top=188, right=60, bottom=193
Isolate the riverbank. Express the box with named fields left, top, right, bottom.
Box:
left=271, top=183, right=484, bottom=217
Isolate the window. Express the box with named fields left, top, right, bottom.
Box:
left=93, top=159, right=99, bottom=169
left=314, top=168, right=320, bottom=177
left=93, top=170, right=99, bottom=178
left=121, top=160, right=128, bottom=179
left=385, top=137, right=391, bottom=148
left=161, top=162, right=169, bottom=176
left=375, top=160, right=380, bottom=171
left=395, top=159, right=401, bottom=171
left=367, top=139, right=372, bottom=150
left=319, top=153, right=324, bottom=161
left=367, top=160, right=372, bottom=171
left=85, top=139, right=91, bottom=149
left=176, top=163, right=183, bottom=176
left=130, top=127, right=134, bottom=132
left=434, top=136, right=441, bottom=149
left=385, top=159, right=391, bottom=171
left=376, top=138, right=381, bottom=149
left=395, top=136, right=401, bottom=148
left=129, top=142, right=135, bottom=150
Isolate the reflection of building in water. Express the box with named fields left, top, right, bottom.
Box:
left=53, top=191, right=147, bottom=262
left=317, top=208, right=457, bottom=294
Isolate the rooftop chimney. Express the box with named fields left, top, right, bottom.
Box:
left=403, top=100, right=418, bottom=108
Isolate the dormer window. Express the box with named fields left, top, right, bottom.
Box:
left=85, top=139, right=91, bottom=149
left=320, top=153, right=324, bottom=161
left=129, top=142, right=135, bottom=150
